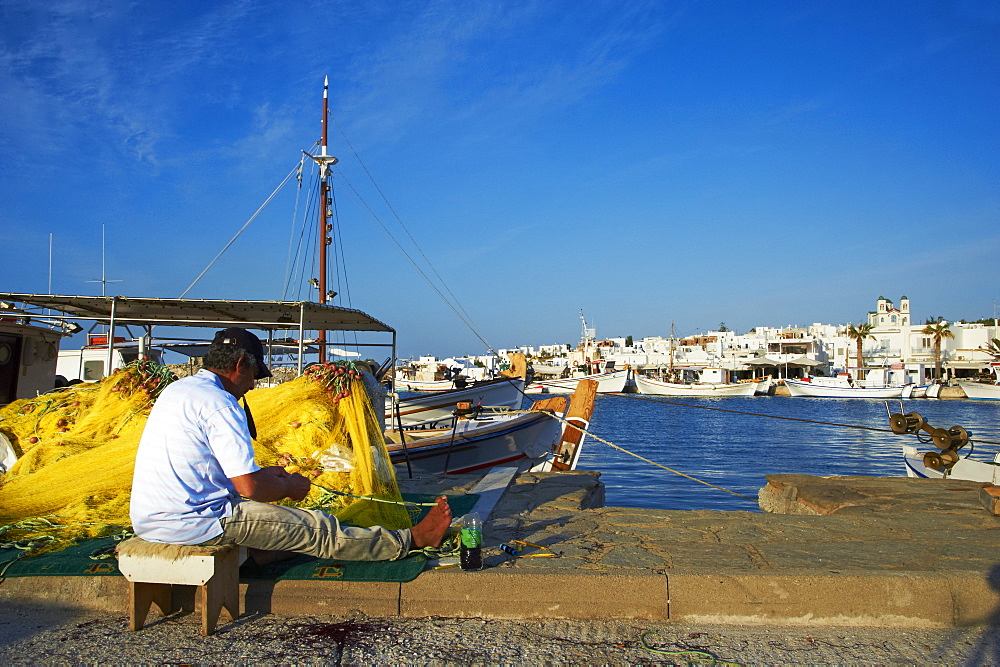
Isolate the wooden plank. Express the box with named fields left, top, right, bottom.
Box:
left=566, top=379, right=599, bottom=422
left=981, top=485, right=1000, bottom=516
left=554, top=379, right=598, bottom=469
left=467, top=465, right=519, bottom=521
left=530, top=396, right=568, bottom=413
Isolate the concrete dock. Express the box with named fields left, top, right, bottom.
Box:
left=1, top=471, right=998, bottom=628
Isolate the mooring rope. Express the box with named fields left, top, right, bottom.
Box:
left=461, top=383, right=999, bottom=507
left=517, top=408, right=758, bottom=502
left=496, top=386, right=1000, bottom=504
left=608, top=392, right=1000, bottom=446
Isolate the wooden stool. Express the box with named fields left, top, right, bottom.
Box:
left=116, top=537, right=244, bottom=636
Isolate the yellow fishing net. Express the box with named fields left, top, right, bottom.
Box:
left=0, top=360, right=409, bottom=557
left=249, top=361, right=411, bottom=530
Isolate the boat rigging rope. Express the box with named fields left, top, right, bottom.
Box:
left=327, top=111, right=491, bottom=355
left=324, top=111, right=507, bottom=364
left=328, top=165, right=501, bottom=359
left=180, top=157, right=308, bottom=299
left=281, top=153, right=308, bottom=299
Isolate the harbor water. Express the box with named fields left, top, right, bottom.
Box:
left=575, top=394, right=1000, bottom=512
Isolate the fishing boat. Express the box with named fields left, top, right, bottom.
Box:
left=525, top=367, right=629, bottom=394
left=394, top=378, right=464, bottom=392
left=526, top=312, right=630, bottom=395
left=634, top=373, right=756, bottom=397
left=956, top=381, right=1000, bottom=401
left=901, top=445, right=1000, bottom=482
left=386, top=379, right=597, bottom=474
left=388, top=353, right=529, bottom=427
left=955, top=364, right=1000, bottom=400
left=888, top=410, right=1000, bottom=483
left=389, top=376, right=526, bottom=427
left=753, top=376, right=775, bottom=395
left=784, top=374, right=910, bottom=399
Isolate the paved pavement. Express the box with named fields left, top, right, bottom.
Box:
left=392, top=469, right=1000, bottom=628
left=1, top=469, right=998, bottom=660
left=1, top=605, right=996, bottom=664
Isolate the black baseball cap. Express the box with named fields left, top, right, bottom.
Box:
left=211, top=327, right=272, bottom=379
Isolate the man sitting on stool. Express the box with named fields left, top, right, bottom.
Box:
left=129, top=327, right=450, bottom=564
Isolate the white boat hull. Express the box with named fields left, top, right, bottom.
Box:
left=387, top=378, right=525, bottom=427
left=784, top=378, right=906, bottom=399
left=526, top=369, right=629, bottom=394
left=902, top=445, right=1000, bottom=483
left=634, top=375, right=757, bottom=397
left=754, top=377, right=774, bottom=395
left=956, top=380, right=1000, bottom=401
left=387, top=379, right=598, bottom=475
left=393, top=378, right=462, bottom=392
left=387, top=410, right=562, bottom=475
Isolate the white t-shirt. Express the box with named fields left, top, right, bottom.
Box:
left=130, top=369, right=260, bottom=544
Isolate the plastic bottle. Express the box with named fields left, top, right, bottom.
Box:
left=459, top=512, right=483, bottom=570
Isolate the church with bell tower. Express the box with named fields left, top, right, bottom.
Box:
left=868, top=296, right=910, bottom=329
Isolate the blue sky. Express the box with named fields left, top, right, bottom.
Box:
left=1, top=0, right=998, bottom=359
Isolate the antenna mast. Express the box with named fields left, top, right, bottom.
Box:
left=85, top=224, right=122, bottom=297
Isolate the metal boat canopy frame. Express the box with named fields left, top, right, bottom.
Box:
left=0, top=293, right=396, bottom=376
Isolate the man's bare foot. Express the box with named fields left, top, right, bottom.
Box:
left=410, top=495, right=452, bottom=549
left=249, top=548, right=298, bottom=566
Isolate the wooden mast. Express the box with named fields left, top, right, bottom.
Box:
left=669, top=320, right=675, bottom=379
left=310, top=76, right=338, bottom=363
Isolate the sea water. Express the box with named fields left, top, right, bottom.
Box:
left=573, top=395, right=1000, bottom=512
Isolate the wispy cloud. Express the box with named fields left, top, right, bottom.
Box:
left=762, top=98, right=825, bottom=126
left=333, top=1, right=680, bottom=145
left=0, top=0, right=273, bottom=169
left=1, top=0, right=161, bottom=165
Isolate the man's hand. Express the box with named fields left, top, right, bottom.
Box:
left=232, top=466, right=311, bottom=503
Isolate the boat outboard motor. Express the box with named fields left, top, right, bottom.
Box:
left=889, top=411, right=970, bottom=472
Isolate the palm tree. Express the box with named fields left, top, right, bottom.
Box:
left=982, top=337, right=1000, bottom=360
left=921, top=318, right=955, bottom=381
left=845, top=323, right=874, bottom=376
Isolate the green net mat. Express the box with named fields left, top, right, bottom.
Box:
left=0, top=536, right=123, bottom=577
left=0, top=493, right=480, bottom=583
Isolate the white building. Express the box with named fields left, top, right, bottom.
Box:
left=431, top=295, right=998, bottom=385
left=858, top=296, right=997, bottom=380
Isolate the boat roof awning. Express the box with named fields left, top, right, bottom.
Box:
left=0, top=293, right=395, bottom=333
left=159, top=342, right=320, bottom=357
left=945, top=360, right=991, bottom=369
left=789, top=356, right=826, bottom=367
left=743, top=357, right=783, bottom=366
